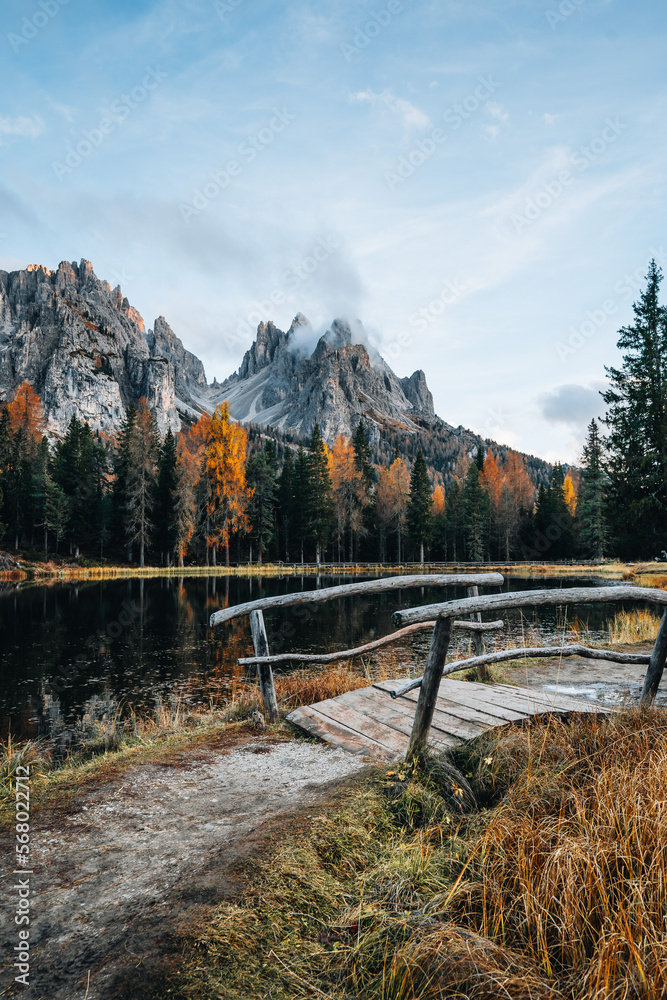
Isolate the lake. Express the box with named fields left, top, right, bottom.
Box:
left=0, top=573, right=637, bottom=741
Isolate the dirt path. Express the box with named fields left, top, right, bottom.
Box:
left=0, top=733, right=369, bottom=1000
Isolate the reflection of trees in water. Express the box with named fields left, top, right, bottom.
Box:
left=1, top=574, right=618, bottom=740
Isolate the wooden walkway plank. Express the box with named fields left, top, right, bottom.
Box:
left=439, top=678, right=602, bottom=716
left=288, top=676, right=610, bottom=761
left=287, top=706, right=399, bottom=761
left=378, top=681, right=530, bottom=728
left=308, top=697, right=410, bottom=756
left=348, top=687, right=472, bottom=744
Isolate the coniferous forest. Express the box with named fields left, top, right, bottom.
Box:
left=1, top=262, right=666, bottom=566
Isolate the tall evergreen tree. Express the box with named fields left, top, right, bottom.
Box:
left=154, top=428, right=179, bottom=563
left=125, top=400, right=159, bottom=567
left=407, top=450, right=433, bottom=563
left=461, top=461, right=489, bottom=562
left=277, top=447, right=297, bottom=562
left=294, top=446, right=310, bottom=563
left=578, top=419, right=607, bottom=559
left=306, top=424, right=334, bottom=565
left=246, top=443, right=278, bottom=563
left=603, top=259, right=667, bottom=556
left=112, top=401, right=137, bottom=557
left=53, top=416, right=98, bottom=556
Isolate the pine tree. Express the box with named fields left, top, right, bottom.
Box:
left=154, top=428, right=179, bottom=564
left=246, top=444, right=277, bottom=563
left=277, top=447, right=297, bottom=562
left=603, top=259, right=667, bottom=556
left=112, top=401, right=137, bottom=557
left=53, top=416, right=98, bottom=556
left=125, top=399, right=159, bottom=567
left=306, top=424, right=334, bottom=565
left=407, top=450, right=433, bottom=563
left=579, top=419, right=607, bottom=559
left=461, top=462, right=489, bottom=562
left=294, top=446, right=310, bottom=563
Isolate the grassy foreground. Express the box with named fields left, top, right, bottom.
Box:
left=155, top=710, right=667, bottom=1000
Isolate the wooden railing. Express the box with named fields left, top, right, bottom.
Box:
left=393, top=586, right=667, bottom=759
left=209, top=573, right=504, bottom=721
left=210, top=578, right=667, bottom=761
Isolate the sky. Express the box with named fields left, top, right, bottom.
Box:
left=1, top=0, right=665, bottom=464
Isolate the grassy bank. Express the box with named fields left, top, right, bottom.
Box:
left=154, top=709, right=667, bottom=1000
left=0, top=557, right=634, bottom=584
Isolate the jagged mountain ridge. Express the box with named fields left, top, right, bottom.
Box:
left=206, top=314, right=437, bottom=443
left=0, top=259, right=552, bottom=486
left=0, top=260, right=205, bottom=436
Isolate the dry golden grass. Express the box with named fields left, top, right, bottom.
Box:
left=607, top=607, right=662, bottom=643
left=160, top=711, right=667, bottom=1000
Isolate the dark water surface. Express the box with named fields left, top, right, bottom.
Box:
left=0, top=573, right=633, bottom=740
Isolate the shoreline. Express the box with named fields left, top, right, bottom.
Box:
left=0, top=558, right=636, bottom=585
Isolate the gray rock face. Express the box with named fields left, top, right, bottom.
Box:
left=204, top=316, right=437, bottom=442
left=0, top=262, right=438, bottom=446
left=0, top=260, right=206, bottom=437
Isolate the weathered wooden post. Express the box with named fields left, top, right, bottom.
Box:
left=467, top=584, right=489, bottom=681
left=249, top=609, right=279, bottom=723
left=405, top=616, right=452, bottom=761
left=640, top=609, right=667, bottom=707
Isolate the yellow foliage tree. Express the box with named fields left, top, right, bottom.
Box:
left=563, top=472, right=577, bottom=515
left=329, top=435, right=368, bottom=562
left=205, top=402, right=250, bottom=566
left=7, top=381, right=44, bottom=439
left=376, top=457, right=410, bottom=561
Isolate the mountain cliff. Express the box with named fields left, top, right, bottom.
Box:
left=0, top=259, right=551, bottom=487
left=0, top=260, right=205, bottom=436
left=207, top=315, right=436, bottom=442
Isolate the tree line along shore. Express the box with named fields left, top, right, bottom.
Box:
left=0, top=262, right=665, bottom=569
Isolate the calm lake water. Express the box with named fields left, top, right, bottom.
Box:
left=0, top=574, right=636, bottom=741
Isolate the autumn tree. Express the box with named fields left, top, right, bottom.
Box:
left=6, top=382, right=44, bottom=440
left=432, top=484, right=446, bottom=560
left=330, top=434, right=369, bottom=562
left=375, top=457, right=410, bottom=561
left=205, top=402, right=250, bottom=566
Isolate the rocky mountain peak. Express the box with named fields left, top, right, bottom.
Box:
left=208, top=315, right=436, bottom=442
left=0, top=259, right=206, bottom=437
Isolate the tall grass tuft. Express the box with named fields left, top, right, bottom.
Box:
left=608, top=607, right=661, bottom=643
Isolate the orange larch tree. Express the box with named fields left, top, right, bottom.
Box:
left=7, top=382, right=45, bottom=440
left=205, top=402, right=250, bottom=566
left=329, top=434, right=368, bottom=562
left=375, top=457, right=410, bottom=561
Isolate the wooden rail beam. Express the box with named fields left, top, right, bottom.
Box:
left=393, top=585, right=667, bottom=628
left=640, top=608, right=667, bottom=706
left=237, top=619, right=505, bottom=667
left=210, top=572, right=504, bottom=626
left=249, top=610, right=279, bottom=723
left=406, top=617, right=452, bottom=761
left=390, top=644, right=652, bottom=699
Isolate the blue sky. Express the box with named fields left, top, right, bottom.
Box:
left=1, top=0, right=665, bottom=462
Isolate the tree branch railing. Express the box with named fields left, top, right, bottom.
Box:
left=394, top=586, right=667, bottom=760
left=209, top=573, right=505, bottom=720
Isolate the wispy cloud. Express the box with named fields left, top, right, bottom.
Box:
left=350, top=90, right=430, bottom=130
left=0, top=115, right=45, bottom=142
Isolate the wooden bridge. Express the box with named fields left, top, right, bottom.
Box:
left=285, top=676, right=606, bottom=762
left=210, top=574, right=667, bottom=761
